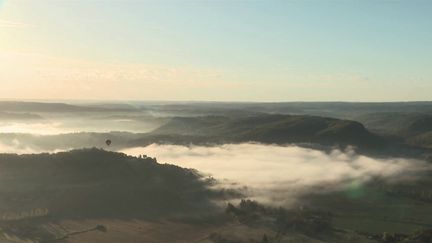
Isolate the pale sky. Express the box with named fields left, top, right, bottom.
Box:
left=0, top=0, right=431, bottom=101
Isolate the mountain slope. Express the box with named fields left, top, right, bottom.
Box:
left=0, top=149, right=215, bottom=219
left=355, top=112, right=432, bottom=148
left=150, top=115, right=382, bottom=147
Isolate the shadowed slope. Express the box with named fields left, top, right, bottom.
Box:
left=150, top=115, right=382, bottom=147
left=0, top=149, right=216, bottom=219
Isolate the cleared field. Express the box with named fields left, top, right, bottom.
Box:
left=41, top=219, right=223, bottom=243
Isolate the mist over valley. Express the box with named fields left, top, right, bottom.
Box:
left=0, top=101, right=432, bottom=242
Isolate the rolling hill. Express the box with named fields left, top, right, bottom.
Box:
left=355, top=112, right=432, bottom=148
left=150, top=114, right=382, bottom=147
left=0, top=149, right=215, bottom=219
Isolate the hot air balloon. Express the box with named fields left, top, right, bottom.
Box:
left=105, top=139, right=112, bottom=146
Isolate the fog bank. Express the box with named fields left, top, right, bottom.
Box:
left=122, top=143, right=431, bottom=205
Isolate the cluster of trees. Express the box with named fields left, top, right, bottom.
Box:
left=0, top=148, right=216, bottom=218
left=359, top=229, right=432, bottom=243
left=226, top=200, right=333, bottom=237
left=380, top=184, right=432, bottom=203
left=0, top=208, right=48, bottom=221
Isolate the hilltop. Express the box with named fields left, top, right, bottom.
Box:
left=355, top=112, right=432, bottom=149
left=0, top=148, right=216, bottom=219
left=149, top=114, right=382, bottom=147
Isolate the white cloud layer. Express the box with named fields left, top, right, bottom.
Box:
left=122, top=143, right=432, bottom=205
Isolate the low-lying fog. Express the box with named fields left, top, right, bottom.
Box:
left=122, top=143, right=432, bottom=205
left=0, top=118, right=161, bottom=135
left=1, top=124, right=430, bottom=206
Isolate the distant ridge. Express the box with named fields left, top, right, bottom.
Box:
left=149, top=114, right=382, bottom=147
left=0, top=101, right=135, bottom=112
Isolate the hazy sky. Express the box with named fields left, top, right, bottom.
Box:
left=0, top=0, right=431, bottom=101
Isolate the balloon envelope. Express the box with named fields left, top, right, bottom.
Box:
left=105, top=139, right=112, bottom=146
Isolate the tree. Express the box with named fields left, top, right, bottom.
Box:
left=262, top=234, right=269, bottom=243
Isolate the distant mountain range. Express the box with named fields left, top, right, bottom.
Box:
left=2, top=100, right=432, bottom=116
left=0, top=114, right=383, bottom=152
left=1, top=101, right=431, bottom=155
left=0, top=101, right=135, bottom=113
left=0, top=111, right=42, bottom=120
